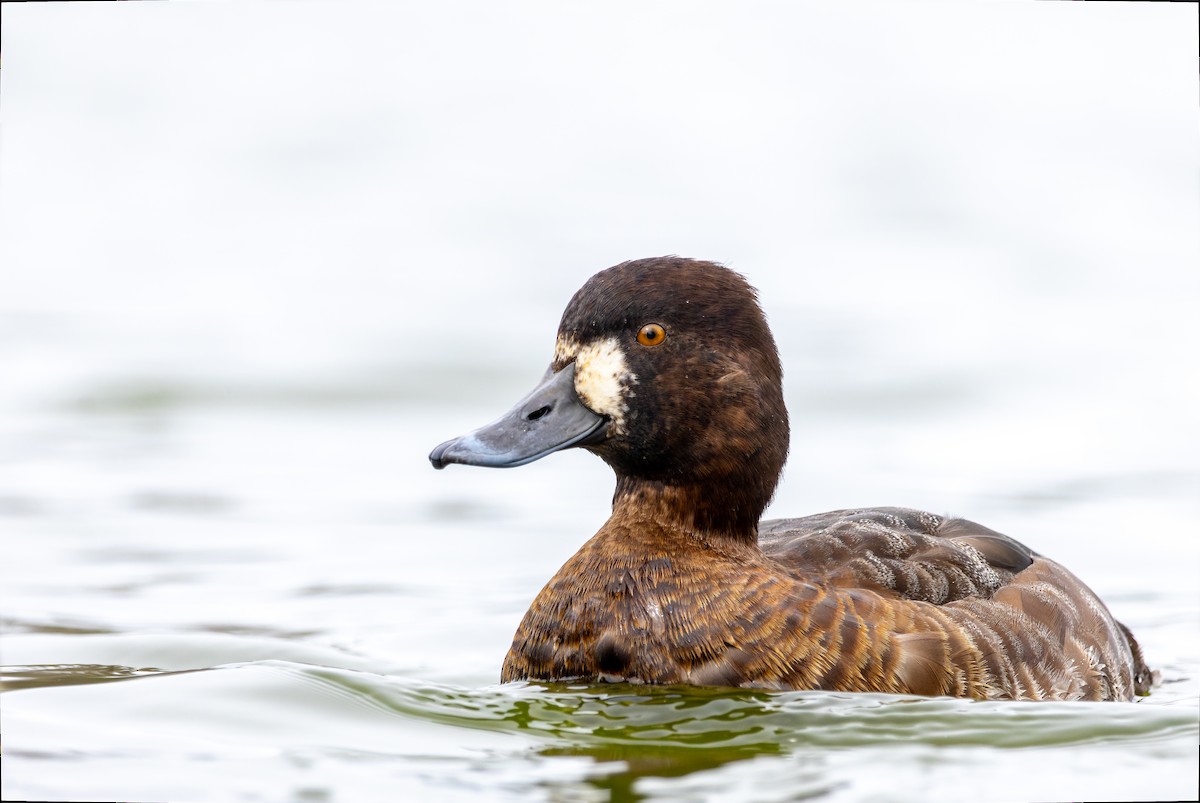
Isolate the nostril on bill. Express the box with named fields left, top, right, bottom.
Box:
left=526, top=405, right=552, bottom=421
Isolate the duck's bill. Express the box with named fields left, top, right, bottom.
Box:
left=429, top=363, right=608, bottom=469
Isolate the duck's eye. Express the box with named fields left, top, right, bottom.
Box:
left=636, top=323, right=667, bottom=347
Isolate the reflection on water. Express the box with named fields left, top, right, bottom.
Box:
left=0, top=663, right=173, bottom=692
left=4, top=658, right=1196, bottom=802
left=300, top=668, right=1200, bottom=752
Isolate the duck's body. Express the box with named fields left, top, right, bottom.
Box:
left=431, top=257, right=1152, bottom=701
left=503, top=505, right=1149, bottom=700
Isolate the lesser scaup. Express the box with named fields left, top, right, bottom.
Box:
left=430, top=257, right=1152, bottom=700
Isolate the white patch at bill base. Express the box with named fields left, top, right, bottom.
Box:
left=555, top=334, right=636, bottom=433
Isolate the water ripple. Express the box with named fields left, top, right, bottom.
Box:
left=5, top=659, right=1196, bottom=802
left=288, top=663, right=1197, bottom=751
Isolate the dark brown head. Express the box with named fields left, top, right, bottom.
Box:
left=430, top=257, right=790, bottom=539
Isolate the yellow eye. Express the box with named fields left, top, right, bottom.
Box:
left=636, top=323, right=667, bottom=347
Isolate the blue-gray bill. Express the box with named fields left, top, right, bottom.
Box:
left=429, top=363, right=608, bottom=469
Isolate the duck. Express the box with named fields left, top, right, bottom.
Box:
left=429, top=256, right=1153, bottom=701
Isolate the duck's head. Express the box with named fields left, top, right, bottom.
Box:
left=430, top=257, right=789, bottom=538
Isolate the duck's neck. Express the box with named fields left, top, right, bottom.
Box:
left=611, top=476, right=765, bottom=547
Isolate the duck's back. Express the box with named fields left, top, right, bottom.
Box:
left=757, top=507, right=1153, bottom=700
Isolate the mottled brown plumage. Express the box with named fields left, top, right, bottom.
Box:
left=434, top=256, right=1152, bottom=701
